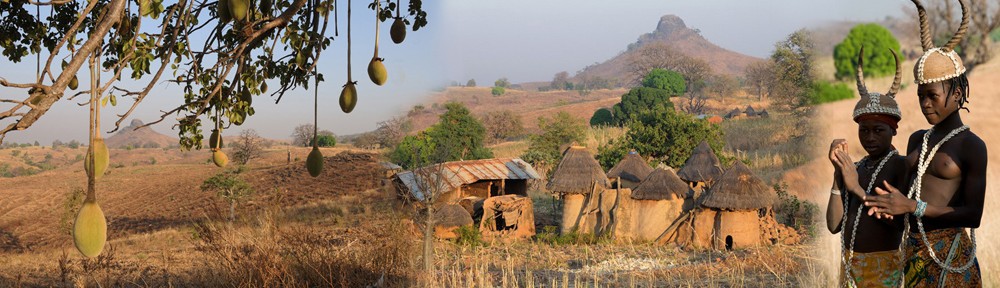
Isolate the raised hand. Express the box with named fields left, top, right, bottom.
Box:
left=864, top=180, right=916, bottom=216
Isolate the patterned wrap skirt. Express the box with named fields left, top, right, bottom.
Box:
left=842, top=250, right=904, bottom=287
left=903, top=228, right=981, bottom=288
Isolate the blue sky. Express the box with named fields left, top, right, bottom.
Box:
left=2, top=0, right=907, bottom=145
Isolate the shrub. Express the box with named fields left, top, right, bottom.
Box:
left=809, top=81, right=854, bottom=104
left=589, top=108, right=613, bottom=127
left=833, top=23, right=901, bottom=80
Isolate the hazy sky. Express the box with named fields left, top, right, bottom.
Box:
left=1, top=0, right=908, bottom=145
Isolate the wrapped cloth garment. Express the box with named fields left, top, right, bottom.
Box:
left=904, top=228, right=981, bottom=288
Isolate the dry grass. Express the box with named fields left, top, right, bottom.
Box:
left=0, top=190, right=419, bottom=287
left=432, top=240, right=829, bottom=287
left=720, top=111, right=814, bottom=183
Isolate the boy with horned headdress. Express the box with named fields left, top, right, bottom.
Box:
left=827, top=46, right=908, bottom=287
left=864, top=0, right=986, bottom=286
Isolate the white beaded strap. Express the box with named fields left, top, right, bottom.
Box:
left=906, top=125, right=977, bottom=273
left=841, top=150, right=897, bottom=287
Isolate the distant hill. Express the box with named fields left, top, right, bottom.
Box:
left=104, top=119, right=177, bottom=149
left=573, top=15, right=762, bottom=85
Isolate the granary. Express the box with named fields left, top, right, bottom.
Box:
left=676, top=141, right=724, bottom=195
left=619, top=167, right=690, bottom=241
left=394, top=158, right=542, bottom=204
left=744, top=105, right=756, bottom=117
left=606, top=150, right=653, bottom=189
left=676, top=161, right=775, bottom=250
left=547, top=146, right=612, bottom=235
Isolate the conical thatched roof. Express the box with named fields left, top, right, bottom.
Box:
left=547, top=146, right=609, bottom=194
left=607, top=151, right=653, bottom=183
left=631, top=168, right=689, bottom=200
left=700, top=161, right=775, bottom=210
left=744, top=105, right=756, bottom=115
left=677, top=141, right=724, bottom=182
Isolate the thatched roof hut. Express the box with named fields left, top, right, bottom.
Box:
left=744, top=105, right=756, bottom=116
left=758, top=109, right=769, bottom=118
left=547, top=146, right=609, bottom=194
left=724, top=108, right=741, bottom=119
left=700, top=161, right=775, bottom=210
left=631, top=168, right=689, bottom=200
left=607, top=151, right=653, bottom=183
left=677, top=141, right=724, bottom=183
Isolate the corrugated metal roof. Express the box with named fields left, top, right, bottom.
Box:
left=395, top=158, right=542, bottom=201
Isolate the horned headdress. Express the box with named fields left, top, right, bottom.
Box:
left=912, top=0, right=969, bottom=84
left=854, top=46, right=903, bottom=128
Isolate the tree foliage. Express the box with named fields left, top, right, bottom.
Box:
left=640, top=68, right=686, bottom=95
left=0, top=0, right=429, bottom=147
left=597, top=107, right=723, bottom=169
left=550, top=71, right=570, bottom=90
left=833, top=23, right=900, bottom=80
left=770, top=29, right=816, bottom=109
left=231, top=129, right=264, bottom=165
left=520, top=112, right=586, bottom=167
left=389, top=102, right=491, bottom=169
left=589, top=108, right=613, bottom=127
left=490, top=86, right=505, bottom=96
left=610, top=87, right=674, bottom=125
left=480, top=110, right=523, bottom=145
left=200, top=169, right=254, bottom=221
left=494, top=77, right=510, bottom=89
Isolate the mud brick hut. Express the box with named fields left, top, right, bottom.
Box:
left=676, top=141, right=724, bottom=199
left=676, top=161, right=776, bottom=250
left=619, top=167, right=691, bottom=241
left=394, top=158, right=542, bottom=204
left=606, top=150, right=653, bottom=189
left=479, top=194, right=535, bottom=241
left=547, top=146, right=611, bottom=235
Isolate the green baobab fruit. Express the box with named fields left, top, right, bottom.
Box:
left=368, top=57, right=387, bottom=86
left=306, top=145, right=323, bottom=177
left=339, top=82, right=357, bottom=113
left=84, top=138, right=110, bottom=180
left=210, top=129, right=223, bottom=150
left=217, top=0, right=232, bottom=23
left=390, top=17, right=406, bottom=44
left=73, top=199, right=107, bottom=258
left=69, top=76, right=79, bottom=90
left=213, top=150, right=229, bottom=167
left=229, top=0, right=249, bottom=21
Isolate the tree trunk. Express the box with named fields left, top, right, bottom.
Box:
left=230, top=199, right=236, bottom=223
left=423, top=202, right=434, bottom=274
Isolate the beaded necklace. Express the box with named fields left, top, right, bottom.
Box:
left=903, top=125, right=976, bottom=273
left=841, top=149, right=896, bottom=287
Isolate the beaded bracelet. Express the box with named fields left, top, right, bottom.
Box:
left=914, top=200, right=928, bottom=218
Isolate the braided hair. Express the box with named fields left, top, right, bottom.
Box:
left=943, top=73, right=970, bottom=112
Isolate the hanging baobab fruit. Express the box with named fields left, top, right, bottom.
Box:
left=306, top=68, right=324, bottom=177
left=340, top=0, right=358, bottom=113
left=390, top=0, right=406, bottom=44
left=74, top=54, right=107, bottom=258
left=368, top=0, right=387, bottom=85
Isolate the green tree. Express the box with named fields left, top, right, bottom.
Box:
left=494, top=77, right=511, bottom=88
left=389, top=133, right=436, bottom=169
left=466, top=79, right=477, bottom=87
left=390, top=102, right=491, bottom=169
left=771, top=29, right=817, bottom=109
left=491, top=86, right=506, bottom=96
left=597, top=107, right=724, bottom=169
left=589, top=108, right=613, bottom=127
left=200, top=170, right=254, bottom=222
left=520, top=112, right=586, bottom=167
left=610, top=87, right=675, bottom=125
left=315, top=134, right=336, bottom=147
left=641, top=68, right=686, bottom=95
left=833, top=24, right=901, bottom=80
